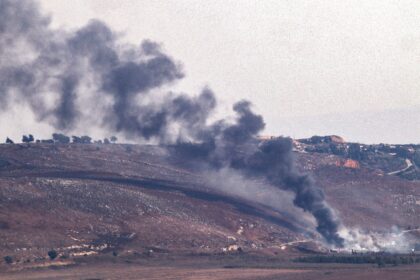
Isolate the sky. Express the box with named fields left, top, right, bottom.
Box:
left=5, top=0, right=420, bottom=144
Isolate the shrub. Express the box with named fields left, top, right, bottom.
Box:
left=4, top=256, right=12, bottom=264
left=48, top=250, right=58, bottom=260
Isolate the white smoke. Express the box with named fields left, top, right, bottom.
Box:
left=339, top=226, right=415, bottom=253
left=204, top=167, right=318, bottom=234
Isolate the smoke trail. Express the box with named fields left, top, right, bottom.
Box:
left=0, top=0, right=344, bottom=246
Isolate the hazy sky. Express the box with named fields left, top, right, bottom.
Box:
left=25, top=1, right=420, bottom=143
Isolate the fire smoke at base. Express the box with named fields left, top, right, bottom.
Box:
left=339, top=227, right=416, bottom=253
left=1, top=0, right=346, bottom=246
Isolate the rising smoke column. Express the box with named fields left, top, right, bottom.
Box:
left=0, top=0, right=343, bottom=247
left=235, top=138, right=344, bottom=246
left=173, top=101, right=344, bottom=247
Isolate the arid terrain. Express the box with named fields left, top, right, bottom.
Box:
left=0, top=136, right=419, bottom=279
left=2, top=256, right=420, bottom=280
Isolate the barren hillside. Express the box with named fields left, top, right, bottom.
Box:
left=0, top=140, right=419, bottom=264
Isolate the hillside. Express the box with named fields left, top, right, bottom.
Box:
left=0, top=143, right=307, bottom=261
left=0, top=139, right=419, bottom=266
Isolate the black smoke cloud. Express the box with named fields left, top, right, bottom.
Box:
left=172, top=102, right=344, bottom=247
left=1, top=1, right=186, bottom=135
left=0, top=0, right=343, bottom=246
left=233, top=139, right=344, bottom=246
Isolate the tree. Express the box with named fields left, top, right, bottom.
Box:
left=329, top=143, right=345, bottom=156
left=395, top=146, right=410, bottom=158
left=72, top=136, right=81, bottom=143
left=376, top=256, right=385, bottom=268
left=347, top=143, right=362, bottom=160
left=103, top=138, right=110, bottom=144
left=413, top=150, right=420, bottom=166
left=80, top=136, right=92, bottom=144
left=52, top=133, right=70, bottom=144
left=5, top=138, right=14, bottom=144
left=22, top=135, right=34, bottom=144
left=4, top=256, right=12, bottom=264
left=72, top=136, right=92, bottom=144
left=110, top=136, right=117, bottom=143
left=48, top=250, right=58, bottom=260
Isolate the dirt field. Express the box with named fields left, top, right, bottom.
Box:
left=1, top=258, right=420, bottom=280
left=0, top=265, right=303, bottom=280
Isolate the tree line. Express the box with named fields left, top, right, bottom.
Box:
left=4, top=134, right=118, bottom=144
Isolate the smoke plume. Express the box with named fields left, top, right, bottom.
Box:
left=0, top=0, right=344, bottom=246
left=172, top=103, right=344, bottom=246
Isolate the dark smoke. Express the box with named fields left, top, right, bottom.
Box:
left=234, top=139, right=344, bottom=246
left=0, top=0, right=344, bottom=246
left=0, top=0, right=184, bottom=135
left=172, top=102, right=344, bottom=247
